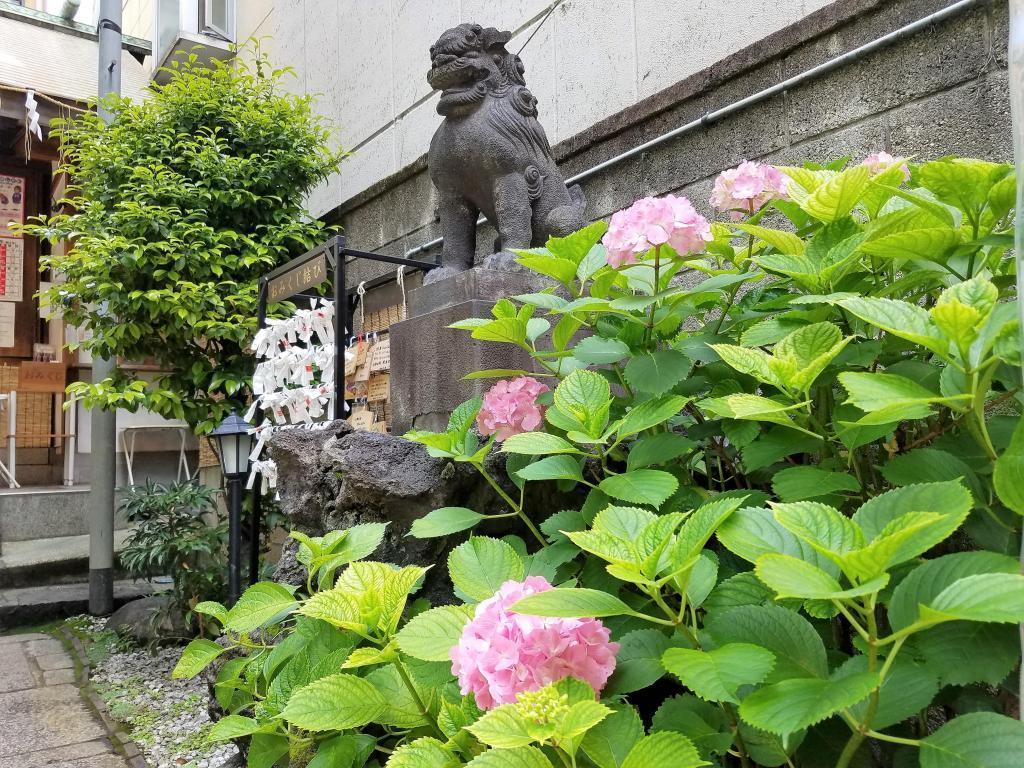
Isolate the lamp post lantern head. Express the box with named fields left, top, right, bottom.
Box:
left=210, top=411, right=253, bottom=479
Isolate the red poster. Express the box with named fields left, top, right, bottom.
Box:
left=0, top=174, right=25, bottom=238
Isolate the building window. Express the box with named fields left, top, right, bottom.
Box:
left=154, top=0, right=235, bottom=78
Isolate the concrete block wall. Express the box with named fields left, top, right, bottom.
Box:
left=330, top=0, right=1009, bottom=290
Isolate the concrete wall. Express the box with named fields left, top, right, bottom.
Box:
left=242, top=0, right=833, bottom=217
left=122, top=0, right=153, bottom=42
left=330, top=0, right=1009, bottom=289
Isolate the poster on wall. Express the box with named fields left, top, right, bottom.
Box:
left=0, top=175, right=25, bottom=237
left=0, top=238, right=24, bottom=302
left=0, top=302, right=15, bottom=348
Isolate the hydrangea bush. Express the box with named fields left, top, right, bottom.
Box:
left=179, top=153, right=1024, bottom=767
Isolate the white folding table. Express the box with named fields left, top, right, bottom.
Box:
left=119, top=425, right=194, bottom=486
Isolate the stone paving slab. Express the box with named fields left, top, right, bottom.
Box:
left=0, top=738, right=113, bottom=768
left=0, top=639, right=39, bottom=692
left=0, top=634, right=131, bottom=767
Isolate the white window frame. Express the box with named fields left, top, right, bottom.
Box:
left=202, top=0, right=234, bottom=42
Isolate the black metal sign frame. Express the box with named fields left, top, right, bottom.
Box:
left=240, top=235, right=440, bottom=585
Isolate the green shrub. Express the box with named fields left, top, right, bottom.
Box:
left=22, top=48, right=342, bottom=433
left=179, top=154, right=1024, bottom=767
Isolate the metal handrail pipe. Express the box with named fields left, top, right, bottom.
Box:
left=402, top=0, right=983, bottom=259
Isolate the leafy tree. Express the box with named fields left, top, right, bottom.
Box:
left=25, top=50, right=341, bottom=432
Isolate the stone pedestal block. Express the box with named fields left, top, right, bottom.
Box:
left=390, top=265, right=550, bottom=433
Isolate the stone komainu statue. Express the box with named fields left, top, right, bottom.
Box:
left=427, top=23, right=587, bottom=271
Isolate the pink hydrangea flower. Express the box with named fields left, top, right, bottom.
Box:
left=861, top=151, right=911, bottom=182
left=602, top=194, right=712, bottom=268
left=710, top=160, right=790, bottom=219
left=476, top=377, right=549, bottom=441
left=450, top=577, right=619, bottom=709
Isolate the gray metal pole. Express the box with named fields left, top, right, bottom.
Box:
left=1008, top=0, right=1024, bottom=723
left=89, top=0, right=122, bottom=616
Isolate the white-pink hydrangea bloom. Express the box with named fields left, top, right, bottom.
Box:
left=861, top=151, right=911, bottom=182
left=476, top=377, right=549, bottom=442
left=710, top=160, right=790, bottom=219
left=602, top=194, right=712, bottom=268
left=450, top=577, right=619, bottom=709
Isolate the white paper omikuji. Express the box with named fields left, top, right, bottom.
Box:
left=247, top=299, right=339, bottom=488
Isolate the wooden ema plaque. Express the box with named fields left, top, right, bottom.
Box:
left=367, top=373, right=390, bottom=402
left=368, top=338, right=391, bottom=372
left=347, top=409, right=375, bottom=430
left=354, top=340, right=369, bottom=366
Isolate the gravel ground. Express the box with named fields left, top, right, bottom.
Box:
left=72, top=616, right=239, bottom=768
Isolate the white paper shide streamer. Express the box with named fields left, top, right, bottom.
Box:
left=25, top=90, right=43, bottom=141
left=246, top=299, right=350, bottom=494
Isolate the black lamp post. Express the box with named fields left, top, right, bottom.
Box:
left=210, top=411, right=253, bottom=605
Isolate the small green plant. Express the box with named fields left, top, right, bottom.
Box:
left=119, top=480, right=227, bottom=632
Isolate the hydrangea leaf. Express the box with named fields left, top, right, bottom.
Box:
left=367, top=665, right=429, bottom=729
left=385, top=737, right=458, bottom=768
left=733, top=223, right=805, bottom=255
left=888, top=551, right=1019, bottom=631
left=172, top=638, right=226, bottom=680
left=208, top=714, right=261, bottom=741
left=920, top=712, right=1024, bottom=768
left=624, top=349, right=692, bottom=395
left=755, top=553, right=888, bottom=600
left=838, top=297, right=948, bottom=357
left=599, top=470, right=679, bottom=507
left=605, top=628, right=687, bottom=696
left=573, top=336, right=631, bottom=364
left=834, top=655, right=938, bottom=730
left=581, top=705, right=644, bottom=768
left=554, top=369, right=612, bottom=437
left=515, top=455, right=584, bottom=483
left=410, top=507, right=487, bottom=538
left=698, top=394, right=816, bottom=436
left=993, top=416, right=1024, bottom=515
left=917, top=573, right=1024, bottom=627
left=798, top=165, right=871, bottom=222
left=621, top=732, right=707, bottom=768
left=282, top=673, right=387, bottom=731
left=662, top=643, right=775, bottom=704
left=396, top=605, right=472, bottom=662
left=718, top=506, right=840, bottom=578
left=448, top=537, right=525, bottom=602
left=501, top=432, right=582, bottom=456
left=738, top=672, right=879, bottom=737
left=510, top=588, right=632, bottom=618
left=708, top=344, right=784, bottom=389
left=771, top=467, right=860, bottom=502
left=705, top=604, right=827, bottom=682
left=224, top=582, right=299, bottom=634
left=626, top=432, right=697, bottom=470
left=650, top=695, right=733, bottom=759
left=466, top=746, right=554, bottom=768
left=617, top=395, right=690, bottom=438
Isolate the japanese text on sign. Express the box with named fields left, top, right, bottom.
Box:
left=267, top=253, right=327, bottom=302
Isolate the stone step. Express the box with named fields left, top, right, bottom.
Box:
left=0, top=486, right=129, bottom=543
left=0, top=529, right=134, bottom=590
left=0, top=579, right=155, bottom=630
